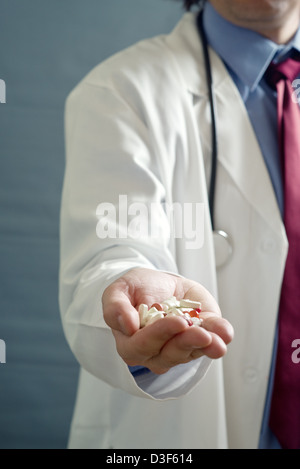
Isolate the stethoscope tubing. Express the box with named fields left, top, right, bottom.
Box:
left=197, top=9, right=218, bottom=231
left=197, top=9, right=232, bottom=267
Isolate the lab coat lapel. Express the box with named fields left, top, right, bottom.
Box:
left=211, top=53, right=283, bottom=235
left=168, top=13, right=284, bottom=236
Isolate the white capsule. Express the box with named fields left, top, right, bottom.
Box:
left=145, top=312, right=164, bottom=326
left=162, top=296, right=180, bottom=309
left=167, top=307, right=185, bottom=317
left=184, top=312, right=192, bottom=320
left=179, top=299, right=202, bottom=309
left=191, top=317, right=204, bottom=327
left=138, top=304, right=149, bottom=327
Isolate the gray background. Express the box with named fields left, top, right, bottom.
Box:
left=0, top=0, right=183, bottom=449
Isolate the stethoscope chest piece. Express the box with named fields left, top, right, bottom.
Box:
left=213, top=230, right=232, bottom=268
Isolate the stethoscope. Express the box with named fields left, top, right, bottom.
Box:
left=197, top=9, right=233, bottom=268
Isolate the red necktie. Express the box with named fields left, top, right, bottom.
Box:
left=266, top=55, right=300, bottom=449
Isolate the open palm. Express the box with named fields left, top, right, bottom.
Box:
left=103, top=268, right=234, bottom=375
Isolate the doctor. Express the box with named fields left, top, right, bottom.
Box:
left=60, top=0, right=300, bottom=449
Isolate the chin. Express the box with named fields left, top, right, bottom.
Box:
left=228, top=0, right=295, bottom=22
left=224, top=0, right=299, bottom=44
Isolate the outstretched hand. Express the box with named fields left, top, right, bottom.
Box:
left=103, top=268, right=234, bottom=375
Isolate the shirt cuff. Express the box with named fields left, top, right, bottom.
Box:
left=128, top=365, right=151, bottom=377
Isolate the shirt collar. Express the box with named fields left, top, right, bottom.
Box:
left=203, top=2, right=300, bottom=94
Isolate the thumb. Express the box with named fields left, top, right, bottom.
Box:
left=102, top=280, right=140, bottom=336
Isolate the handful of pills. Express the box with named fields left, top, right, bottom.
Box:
left=138, top=296, right=203, bottom=328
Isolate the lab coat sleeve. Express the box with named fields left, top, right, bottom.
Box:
left=59, top=77, right=211, bottom=400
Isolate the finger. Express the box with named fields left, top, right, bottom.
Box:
left=102, top=280, right=139, bottom=335
left=113, top=316, right=189, bottom=364
left=149, top=325, right=229, bottom=373
left=151, top=325, right=213, bottom=371
left=198, top=332, right=228, bottom=359
left=200, top=315, right=234, bottom=345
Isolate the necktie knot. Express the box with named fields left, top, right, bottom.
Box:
left=265, top=54, right=300, bottom=88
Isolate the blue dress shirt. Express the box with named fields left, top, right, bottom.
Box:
left=130, top=2, right=300, bottom=449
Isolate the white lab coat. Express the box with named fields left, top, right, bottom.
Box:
left=59, top=12, right=288, bottom=449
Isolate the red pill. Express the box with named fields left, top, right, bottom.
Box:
left=189, top=309, right=200, bottom=318
left=185, top=317, right=193, bottom=327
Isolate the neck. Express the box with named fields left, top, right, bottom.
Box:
left=209, top=1, right=300, bottom=45
left=236, top=12, right=300, bottom=44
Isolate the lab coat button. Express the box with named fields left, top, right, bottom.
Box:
left=261, top=238, right=276, bottom=253
left=244, top=367, right=258, bottom=383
